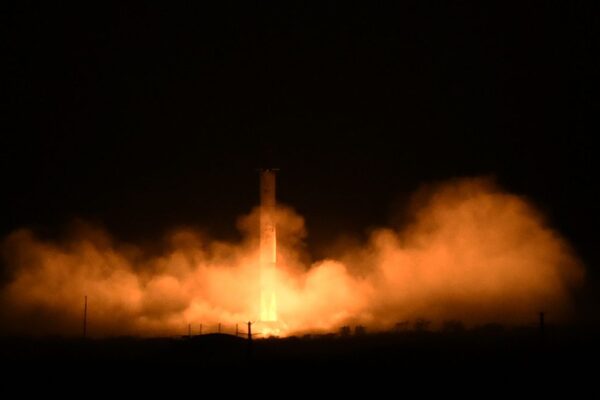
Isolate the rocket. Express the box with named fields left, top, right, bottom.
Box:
left=259, top=169, right=278, bottom=322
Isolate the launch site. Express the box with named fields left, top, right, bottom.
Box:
left=2, top=2, right=599, bottom=376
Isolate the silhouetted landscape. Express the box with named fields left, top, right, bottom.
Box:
left=4, top=322, right=599, bottom=373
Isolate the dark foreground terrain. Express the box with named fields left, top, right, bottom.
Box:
left=2, top=324, right=599, bottom=374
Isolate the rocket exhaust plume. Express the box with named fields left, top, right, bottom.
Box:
left=259, top=169, right=278, bottom=322
left=0, top=177, right=586, bottom=337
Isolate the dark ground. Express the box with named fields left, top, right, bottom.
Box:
left=3, top=325, right=598, bottom=372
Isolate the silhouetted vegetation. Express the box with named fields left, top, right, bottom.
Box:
left=2, top=322, right=599, bottom=375
left=413, top=318, right=431, bottom=332
left=442, top=320, right=466, bottom=333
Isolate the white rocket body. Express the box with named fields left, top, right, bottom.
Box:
left=259, top=169, right=277, bottom=321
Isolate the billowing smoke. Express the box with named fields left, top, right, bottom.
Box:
left=0, top=178, right=584, bottom=336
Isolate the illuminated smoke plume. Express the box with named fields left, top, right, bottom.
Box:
left=0, top=177, right=584, bottom=336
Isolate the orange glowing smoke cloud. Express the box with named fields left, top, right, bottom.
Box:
left=0, top=177, right=584, bottom=336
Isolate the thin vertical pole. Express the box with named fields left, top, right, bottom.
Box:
left=199, top=323, right=202, bottom=335
left=83, top=295, right=87, bottom=338
left=539, top=311, right=545, bottom=343
left=247, top=321, right=252, bottom=341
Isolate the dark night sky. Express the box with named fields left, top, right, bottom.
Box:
left=2, top=2, right=599, bottom=293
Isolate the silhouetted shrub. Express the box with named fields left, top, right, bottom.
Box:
left=414, top=319, right=431, bottom=332
left=354, top=325, right=366, bottom=336
left=339, top=326, right=351, bottom=337
left=442, top=320, right=466, bottom=333
left=394, top=321, right=410, bottom=332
